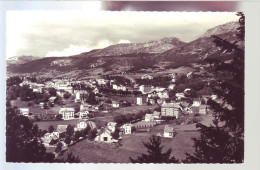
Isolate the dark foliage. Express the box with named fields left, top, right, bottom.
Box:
left=185, top=12, right=244, bottom=163
left=129, top=135, right=179, bottom=163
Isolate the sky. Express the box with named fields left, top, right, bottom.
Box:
left=6, top=11, right=239, bottom=58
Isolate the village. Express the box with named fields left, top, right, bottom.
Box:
left=6, top=64, right=218, bottom=162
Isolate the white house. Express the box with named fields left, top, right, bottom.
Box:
left=161, top=103, right=181, bottom=119
left=107, top=122, right=117, bottom=132
left=141, top=74, right=153, bottom=80
left=163, top=125, right=175, bottom=138
left=121, top=124, right=135, bottom=134
left=157, top=89, right=169, bottom=99
left=95, top=127, right=114, bottom=143
left=112, top=101, right=120, bottom=108
left=199, top=104, right=207, bottom=114
left=176, top=93, right=185, bottom=100
left=192, top=98, right=202, bottom=107
left=145, top=113, right=155, bottom=122
left=168, top=84, right=176, bottom=90
left=59, top=108, right=75, bottom=120
left=153, top=111, right=161, bottom=119
left=79, top=110, right=89, bottom=119
left=187, top=72, right=193, bottom=78
left=19, top=108, right=29, bottom=116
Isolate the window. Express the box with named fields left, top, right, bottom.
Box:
left=104, top=137, right=108, bottom=141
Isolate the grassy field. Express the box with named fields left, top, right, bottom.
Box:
left=59, top=114, right=213, bottom=163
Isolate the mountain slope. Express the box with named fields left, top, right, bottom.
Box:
left=7, top=21, right=240, bottom=75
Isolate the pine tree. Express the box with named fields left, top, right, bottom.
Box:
left=185, top=12, right=245, bottom=163
left=129, top=135, right=179, bottom=163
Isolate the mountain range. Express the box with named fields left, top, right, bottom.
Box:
left=7, top=21, right=241, bottom=77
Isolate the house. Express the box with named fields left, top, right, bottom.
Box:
left=187, top=72, right=193, bottom=78
left=141, top=74, right=153, bottom=80
left=163, top=125, right=175, bottom=138
left=168, top=84, right=175, bottom=90
left=112, top=101, right=120, bottom=108
left=145, top=113, right=155, bottom=122
left=56, top=125, right=68, bottom=138
left=74, top=92, right=81, bottom=103
left=148, top=98, right=156, bottom=105
left=192, top=98, right=202, bottom=107
left=93, top=88, right=99, bottom=94
left=79, top=110, right=89, bottom=119
left=121, top=124, right=135, bottom=134
left=175, top=93, right=185, bottom=100
left=112, top=84, right=127, bottom=91
left=107, top=122, right=117, bottom=132
left=153, top=111, right=161, bottom=119
left=19, top=108, right=29, bottom=116
left=49, top=96, right=57, bottom=104
left=59, top=107, right=75, bottom=120
left=161, top=103, right=181, bottom=119
left=75, top=120, right=88, bottom=130
left=157, top=89, right=169, bottom=99
left=136, top=96, right=146, bottom=105
left=199, top=104, right=207, bottom=114
left=95, top=127, right=114, bottom=143
left=134, top=121, right=157, bottom=129
left=33, top=87, right=42, bottom=93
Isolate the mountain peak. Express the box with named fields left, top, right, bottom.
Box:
left=200, top=21, right=239, bottom=38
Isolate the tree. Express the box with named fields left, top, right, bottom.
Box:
left=64, top=136, right=71, bottom=145
left=64, top=152, right=81, bottom=163
left=111, top=129, right=120, bottom=139
left=129, top=135, right=179, bottom=163
left=88, top=128, right=97, bottom=140
left=185, top=12, right=245, bottom=163
left=48, top=88, right=57, bottom=96
left=55, top=114, right=63, bottom=120
left=6, top=106, right=53, bottom=162
left=63, top=92, right=71, bottom=99
left=66, top=124, right=74, bottom=137
left=48, top=125, right=55, bottom=133
left=55, top=142, right=63, bottom=154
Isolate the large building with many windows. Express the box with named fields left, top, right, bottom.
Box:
left=161, top=103, right=181, bottom=119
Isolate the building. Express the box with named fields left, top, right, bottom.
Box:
left=141, top=74, right=153, bottom=80
left=56, top=125, right=68, bottom=138
left=163, top=125, right=175, bottom=138
left=79, top=110, right=89, bottom=119
left=153, top=111, right=161, bottom=119
left=59, top=108, right=75, bottom=120
left=192, top=98, right=202, bottom=107
left=49, top=96, right=57, bottom=104
left=176, top=93, right=185, bottom=100
left=157, top=89, right=169, bottom=99
left=161, top=103, right=181, bottom=119
left=168, top=84, right=176, bottom=90
left=134, top=121, right=156, bottom=129
left=199, top=104, right=207, bottom=114
left=112, top=101, right=120, bottom=108
left=95, top=127, right=114, bottom=143
left=107, top=122, right=117, bottom=132
left=145, top=113, right=155, bottom=122
left=112, top=84, right=127, bottom=91
left=121, top=124, right=135, bottom=134
left=19, top=108, right=29, bottom=116
left=137, top=96, right=146, bottom=105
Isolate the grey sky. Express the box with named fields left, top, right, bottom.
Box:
left=6, top=11, right=239, bottom=58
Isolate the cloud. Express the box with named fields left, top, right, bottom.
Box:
left=118, top=39, right=131, bottom=44
left=45, top=45, right=89, bottom=57
left=6, top=11, right=239, bottom=58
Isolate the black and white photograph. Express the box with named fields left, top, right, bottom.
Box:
left=2, top=0, right=260, bottom=168
left=4, top=9, right=246, bottom=164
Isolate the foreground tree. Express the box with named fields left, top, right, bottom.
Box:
left=6, top=103, right=81, bottom=163
left=185, top=12, right=245, bottom=163
left=129, top=135, right=179, bottom=163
